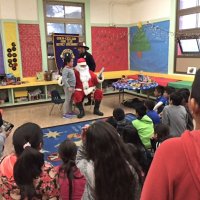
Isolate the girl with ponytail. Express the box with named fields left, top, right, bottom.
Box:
left=0, top=122, right=59, bottom=199
left=58, top=140, right=85, bottom=200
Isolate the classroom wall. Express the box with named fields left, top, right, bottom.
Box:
left=129, top=0, right=171, bottom=23
left=90, top=0, right=130, bottom=25
left=0, top=0, right=177, bottom=77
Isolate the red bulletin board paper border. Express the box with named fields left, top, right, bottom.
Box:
left=91, top=27, right=128, bottom=72
left=18, top=24, right=42, bottom=77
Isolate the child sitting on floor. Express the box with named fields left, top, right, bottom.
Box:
left=113, top=107, right=131, bottom=135
left=163, top=86, right=175, bottom=105
left=58, top=139, right=86, bottom=200
left=144, top=100, right=160, bottom=125
left=162, top=92, right=187, bottom=137
left=121, top=125, right=152, bottom=176
left=178, top=88, right=194, bottom=131
left=132, top=104, right=154, bottom=149
left=150, top=123, right=170, bottom=152
left=153, top=86, right=168, bottom=113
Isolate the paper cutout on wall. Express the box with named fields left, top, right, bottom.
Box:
left=92, top=27, right=128, bottom=72
left=130, top=20, right=169, bottom=73
left=3, top=22, right=21, bottom=77
left=130, top=24, right=151, bottom=58
left=18, top=24, right=42, bottom=77
left=0, top=35, right=5, bottom=74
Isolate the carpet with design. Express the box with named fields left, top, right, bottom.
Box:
left=42, top=113, right=136, bottom=166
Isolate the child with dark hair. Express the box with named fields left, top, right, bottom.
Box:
left=162, top=92, right=187, bottom=137
left=144, top=100, right=160, bottom=125
left=122, top=125, right=152, bottom=176
left=105, top=116, right=117, bottom=128
left=76, top=121, right=142, bottom=200
left=150, top=124, right=171, bottom=152
left=141, top=69, right=200, bottom=200
left=153, top=85, right=168, bottom=113
left=163, top=86, right=175, bottom=105
left=58, top=139, right=85, bottom=200
left=132, top=104, right=154, bottom=149
left=178, top=88, right=194, bottom=130
left=113, top=107, right=131, bottom=135
left=62, top=54, right=76, bottom=118
left=0, top=122, right=59, bottom=199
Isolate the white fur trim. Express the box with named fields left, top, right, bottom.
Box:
left=97, top=75, right=104, bottom=83
left=57, top=76, right=64, bottom=86
left=78, top=62, right=87, bottom=66
left=84, top=86, right=96, bottom=96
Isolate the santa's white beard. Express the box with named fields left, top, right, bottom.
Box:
left=77, top=65, right=91, bottom=83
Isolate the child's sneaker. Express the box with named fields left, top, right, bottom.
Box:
left=62, top=114, right=73, bottom=119
left=67, top=112, right=77, bottom=118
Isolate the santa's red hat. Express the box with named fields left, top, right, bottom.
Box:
left=77, top=58, right=87, bottom=66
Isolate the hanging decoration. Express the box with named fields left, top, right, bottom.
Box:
left=130, top=21, right=151, bottom=58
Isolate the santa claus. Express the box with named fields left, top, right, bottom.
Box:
left=73, top=58, right=104, bottom=118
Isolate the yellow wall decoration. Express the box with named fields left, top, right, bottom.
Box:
left=3, top=22, right=21, bottom=77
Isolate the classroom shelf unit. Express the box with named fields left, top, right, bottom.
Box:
left=0, top=81, right=60, bottom=107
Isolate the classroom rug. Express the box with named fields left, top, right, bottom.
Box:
left=42, top=113, right=136, bottom=166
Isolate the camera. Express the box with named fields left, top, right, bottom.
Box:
left=3, top=121, right=14, bottom=132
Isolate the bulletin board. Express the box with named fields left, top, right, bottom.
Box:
left=3, top=22, right=21, bottom=77
left=53, top=33, right=79, bottom=71
left=130, top=20, right=169, bottom=73
left=92, top=27, right=128, bottom=72
left=18, top=24, right=42, bottom=77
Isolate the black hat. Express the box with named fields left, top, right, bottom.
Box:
left=11, top=42, right=16, bottom=46
left=12, top=66, right=16, bottom=71
left=12, top=47, right=16, bottom=51
left=13, top=53, right=17, bottom=57
left=77, top=42, right=89, bottom=50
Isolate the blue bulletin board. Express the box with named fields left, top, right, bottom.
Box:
left=130, top=20, right=169, bottom=73
left=53, top=33, right=79, bottom=71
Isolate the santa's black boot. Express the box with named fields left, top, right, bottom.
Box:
left=76, top=103, right=85, bottom=118
left=93, top=101, right=104, bottom=116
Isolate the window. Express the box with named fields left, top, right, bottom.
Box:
left=43, top=0, right=85, bottom=69
left=175, top=0, right=200, bottom=73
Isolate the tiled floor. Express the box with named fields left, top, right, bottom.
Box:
left=2, top=94, right=136, bottom=156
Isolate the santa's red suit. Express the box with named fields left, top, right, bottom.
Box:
left=73, top=58, right=104, bottom=118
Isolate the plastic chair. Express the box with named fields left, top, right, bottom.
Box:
left=49, top=90, right=65, bottom=115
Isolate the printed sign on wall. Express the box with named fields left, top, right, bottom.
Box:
left=53, top=33, right=79, bottom=71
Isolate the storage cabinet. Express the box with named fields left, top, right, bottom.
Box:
left=0, top=81, right=60, bottom=107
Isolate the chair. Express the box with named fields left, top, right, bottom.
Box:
left=49, top=90, right=65, bottom=115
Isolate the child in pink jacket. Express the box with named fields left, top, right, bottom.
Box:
left=58, top=140, right=86, bottom=200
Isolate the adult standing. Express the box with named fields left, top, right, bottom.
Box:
left=77, top=42, right=96, bottom=72
left=77, top=42, right=96, bottom=106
